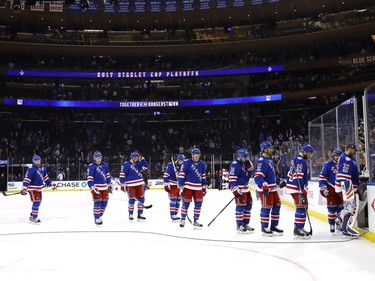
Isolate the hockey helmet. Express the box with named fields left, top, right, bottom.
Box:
left=93, top=151, right=102, bottom=159
left=176, top=154, right=186, bottom=161
left=301, top=144, right=314, bottom=154
left=191, top=148, right=201, bottom=155
left=260, top=141, right=272, bottom=151
left=345, top=143, right=358, bottom=151
left=32, top=155, right=41, bottom=163
left=130, top=151, right=140, bottom=158
left=237, top=148, right=249, bottom=158
left=332, top=148, right=342, bottom=156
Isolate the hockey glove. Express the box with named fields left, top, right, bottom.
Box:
left=233, top=189, right=242, bottom=198
left=90, top=187, right=100, bottom=197
left=278, top=179, right=286, bottom=189
left=262, top=182, right=270, bottom=196
left=108, top=184, right=113, bottom=194
left=21, top=188, right=28, bottom=196
left=164, top=184, right=170, bottom=192
left=49, top=182, right=57, bottom=190
left=202, top=185, right=208, bottom=197
left=320, top=187, right=329, bottom=198
left=244, top=159, right=253, bottom=171
left=299, top=188, right=308, bottom=201
left=120, top=185, right=128, bottom=193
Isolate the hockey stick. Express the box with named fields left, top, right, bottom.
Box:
left=171, top=157, right=192, bottom=224
left=115, top=180, right=152, bottom=209
left=207, top=197, right=235, bottom=227
left=296, top=177, right=313, bottom=236
left=2, top=191, right=22, bottom=196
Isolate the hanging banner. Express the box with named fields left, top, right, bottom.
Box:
left=199, top=0, right=210, bottom=10
left=150, top=0, right=161, bottom=12
left=30, top=2, right=44, bottom=11
left=251, top=0, right=263, bottom=5
left=215, top=0, right=227, bottom=8
left=182, top=0, right=193, bottom=11
left=118, top=0, right=130, bottom=12
left=49, top=1, right=64, bottom=12
left=103, top=1, right=116, bottom=13
left=164, top=0, right=176, bottom=12
left=232, top=0, right=245, bottom=7
left=134, top=0, right=146, bottom=12
left=67, top=0, right=98, bottom=13
left=11, top=0, right=25, bottom=10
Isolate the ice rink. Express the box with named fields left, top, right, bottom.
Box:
left=1, top=189, right=375, bottom=281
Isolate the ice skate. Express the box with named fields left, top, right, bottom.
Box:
left=270, top=225, right=284, bottom=236
left=243, top=224, right=254, bottom=233
left=129, top=214, right=134, bottom=221
left=179, top=219, right=185, bottom=228
left=261, top=227, right=273, bottom=237
left=95, top=218, right=103, bottom=225
left=330, top=224, right=335, bottom=233
left=342, top=225, right=359, bottom=237
left=294, top=227, right=310, bottom=239
left=29, top=216, right=41, bottom=224
left=302, top=228, right=312, bottom=237
left=193, top=219, right=203, bottom=228
left=171, top=215, right=180, bottom=222
left=236, top=225, right=247, bottom=233
left=137, top=214, right=146, bottom=221
left=335, top=217, right=342, bottom=232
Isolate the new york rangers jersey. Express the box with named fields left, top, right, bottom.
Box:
left=229, top=159, right=254, bottom=193
left=319, top=159, right=337, bottom=188
left=254, top=156, right=277, bottom=192
left=163, top=162, right=180, bottom=185
left=119, top=158, right=149, bottom=187
left=87, top=162, right=111, bottom=190
left=334, top=153, right=359, bottom=191
left=286, top=155, right=309, bottom=193
left=23, top=164, right=52, bottom=191
left=178, top=159, right=207, bottom=190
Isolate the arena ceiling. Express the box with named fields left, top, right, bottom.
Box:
left=0, top=0, right=374, bottom=31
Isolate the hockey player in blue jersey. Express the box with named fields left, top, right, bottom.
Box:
left=319, top=148, right=343, bottom=233
left=228, top=148, right=254, bottom=233
left=163, top=154, right=185, bottom=221
left=87, top=151, right=112, bottom=225
left=254, top=141, right=284, bottom=236
left=334, top=144, right=360, bottom=237
left=21, top=155, right=55, bottom=224
left=286, top=144, right=314, bottom=238
left=119, top=151, right=149, bottom=221
left=178, top=148, right=207, bottom=228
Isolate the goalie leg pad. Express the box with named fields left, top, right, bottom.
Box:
left=341, top=181, right=355, bottom=200
left=343, top=198, right=355, bottom=214
left=341, top=213, right=359, bottom=236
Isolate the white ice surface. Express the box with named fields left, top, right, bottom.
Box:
left=1, top=189, right=375, bottom=281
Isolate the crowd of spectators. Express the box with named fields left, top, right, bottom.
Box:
left=0, top=100, right=312, bottom=180
left=1, top=5, right=374, bottom=182
left=1, top=37, right=374, bottom=106
left=1, top=37, right=373, bottom=72
left=0, top=4, right=374, bottom=46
